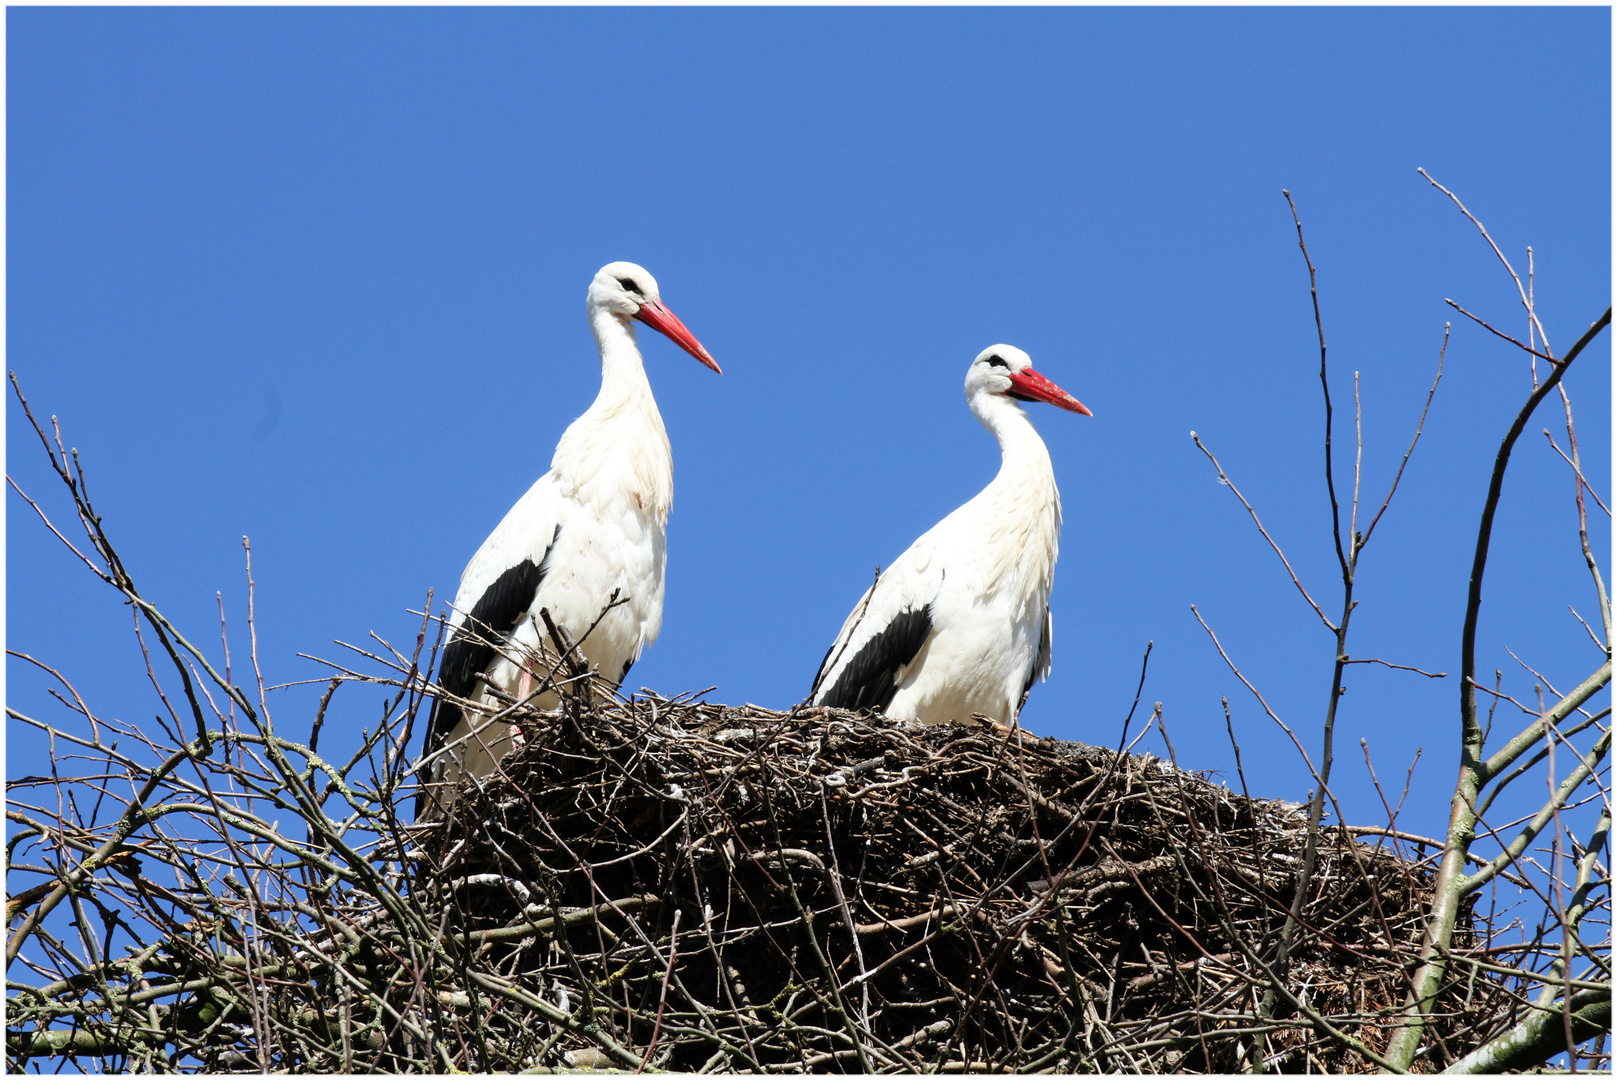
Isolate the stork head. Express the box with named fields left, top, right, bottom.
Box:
left=588, top=262, right=721, bottom=373
left=966, top=345, right=1091, bottom=416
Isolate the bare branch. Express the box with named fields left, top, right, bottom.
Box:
left=1282, top=190, right=1350, bottom=578
left=1352, top=370, right=1363, bottom=542
left=1446, top=298, right=1558, bottom=363
left=1341, top=826, right=1530, bottom=886
left=1569, top=606, right=1607, bottom=651
left=1445, top=987, right=1611, bottom=1074
left=1460, top=308, right=1609, bottom=747
left=1464, top=728, right=1611, bottom=895
left=1475, top=707, right=1610, bottom=822
left=1553, top=379, right=1613, bottom=648
left=1543, top=429, right=1612, bottom=517
left=1418, top=168, right=1553, bottom=357
left=1190, top=433, right=1335, bottom=631
left=1189, top=604, right=1321, bottom=781
left=1343, top=656, right=1447, bottom=679
left=5, top=475, right=112, bottom=584
left=1362, top=323, right=1446, bottom=545
left=1481, top=660, right=1611, bottom=784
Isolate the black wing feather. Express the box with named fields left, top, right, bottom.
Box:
left=425, top=525, right=561, bottom=757
left=817, top=606, right=932, bottom=713
left=1018, top=604, right=1051, bottom=715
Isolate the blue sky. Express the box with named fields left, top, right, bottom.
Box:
left=8, top=6, right=1610, bottom=843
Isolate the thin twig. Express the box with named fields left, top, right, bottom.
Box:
left=1446, top=298, right=1558, bottom=363
left=1418, top=168, right=1553, bottom=357
left=1361, top=323, right=1446, bottom=546
left=1343, top=656, right=1447, bottom=679
left=1190, top=434, right=1334, bottom=631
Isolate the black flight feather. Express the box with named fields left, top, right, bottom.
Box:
left=1018, top=604, right=1052, bottom=714
left=424, top=524, right=562, bottom=758
left=816, top=605, right=933, bottom=713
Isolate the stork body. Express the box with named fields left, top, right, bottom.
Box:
left=420, top=263, right=718, bottom=814
left=810, top=346, right=1089, bottom=726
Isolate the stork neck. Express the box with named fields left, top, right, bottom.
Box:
left=550, top=304, right=674, bottom=522
left=972, top=392, right=1056, bottom=484
left=965, top=389, right=1062, bottom=599
left=589, top=307, right=654, bottom=401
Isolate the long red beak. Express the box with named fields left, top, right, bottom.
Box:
left=1006, top=366, right=1092, bottom=416
left=633, top=299, right=721, bottom=374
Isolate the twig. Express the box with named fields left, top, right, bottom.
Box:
left=1360, top=323, right=1446, bottom=546
left=1343, top=656, right=1447, bottom=679
left=1418, top=168, right=1553, bottom=356
left=639, top=908, right=681, bottom=1072
left=1190, top=433, right=1334, bottom=631
left=1282, top=189, right=1349, bottom=578
left=1543, top=430, right=1611, bottom=517
left=1446, top=298, right=1558, bottom=363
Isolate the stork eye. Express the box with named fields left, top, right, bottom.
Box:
left=984, top=355, right=1009, bottom=369
left=616, top=277, right=643, bottom=296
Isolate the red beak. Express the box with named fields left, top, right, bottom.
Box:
left=1006, top=366, right=1092, bottom=416
left=633, top=299, right=721, bottom=374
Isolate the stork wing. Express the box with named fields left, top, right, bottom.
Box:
left=810, top=540, right=942, bottom=713
left=1018, top=604, right=1052, bottom=714
left=425, top=474, right=566, bottom=758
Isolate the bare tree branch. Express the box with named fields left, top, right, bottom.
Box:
left=1544, top=429, right=1612, bottom=517
left=1446, top=298, right=1558, bottom=363
left=1283, top=190, right=1350, bottom=579
left=1190, top=433, right=1335, bottom=631
left=1343, top=656, right=1447, bottom=678
left=1444, top=987, right=1611, bottom=1074
left=1418, top=168, right=1553, bottom=357
left=1360, top=323, right=1446, bottom=547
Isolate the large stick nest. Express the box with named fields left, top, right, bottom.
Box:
left=399, top=695, right=1505, bottom=1073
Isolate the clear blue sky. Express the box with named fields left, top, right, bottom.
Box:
left=8, top=7, right=1610, bottom=842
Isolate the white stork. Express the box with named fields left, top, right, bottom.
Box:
left=419, top=262, right=719, bottom=815
left=809, top=345, right=1090, bottom=726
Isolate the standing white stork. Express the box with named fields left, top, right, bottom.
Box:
left=809, top=345, right=1090, bottom=726
left=419, top=262, right=719, bottom=816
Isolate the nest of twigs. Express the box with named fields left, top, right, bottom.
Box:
left=10, top=684, right=1528, bottom=1074
left=7, top=685, right=1519, bottom=1074
left=396, top=695, right=1508, bottom=1073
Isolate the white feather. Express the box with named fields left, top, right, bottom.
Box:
left=426, top=263, right=696, bottom=800
left=813, top=345, right=1071, bottom=726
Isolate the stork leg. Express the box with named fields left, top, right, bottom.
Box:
left=991, top=718, right=1039, bottom=742
left=511, top=667, right=533, bottom=748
